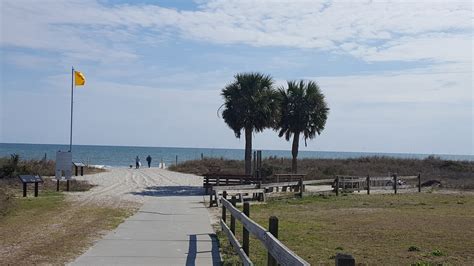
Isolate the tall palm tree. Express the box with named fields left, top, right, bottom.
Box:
left=277, top=80, right=329, bottom=173
left=221, top=72, right=278, bottom=174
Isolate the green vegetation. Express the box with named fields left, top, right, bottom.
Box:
left=219, top=73, right=331, bottom=175
left=0, top=177, right=132, bottom=264
left=218, top=193, right=474, bottom=265
left=276, top=80, right=329, bottom=173
left=169, top=156, right=474, bottom=188
left=220, top=72, right=278, bottom=174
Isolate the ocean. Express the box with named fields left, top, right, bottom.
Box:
left=1, top=143, right=472, bottom=167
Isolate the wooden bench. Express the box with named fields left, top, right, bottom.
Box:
left=203, top=174, right=255, bottom=194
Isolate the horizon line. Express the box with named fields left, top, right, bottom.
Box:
left=1, top=142, right=473, bottom=157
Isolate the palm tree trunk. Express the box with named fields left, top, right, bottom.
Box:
left=244, top=127, right=252, bottom=175
left=291, top=131, right=300, bottom=173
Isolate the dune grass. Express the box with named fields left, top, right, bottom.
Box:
left=218, top=192, right=474, bottom=265
left=170, top=156, right=474, bottom=189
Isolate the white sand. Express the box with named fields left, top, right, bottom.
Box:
left=68, top=167, right=203, bottom=208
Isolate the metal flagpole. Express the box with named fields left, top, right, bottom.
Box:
left=69, top=66, right=74, bottom=152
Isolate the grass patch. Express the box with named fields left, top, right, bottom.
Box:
left=0, top=178, right=133, bottom=264
left=218, top=193, right=474, bottom=265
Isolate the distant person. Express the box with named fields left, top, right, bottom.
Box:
left=135, top=156, right=140, bottom=169
left=146, top=155, right=152, bottom=168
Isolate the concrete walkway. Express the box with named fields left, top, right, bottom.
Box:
left=72, top=194, right=220, bottom=265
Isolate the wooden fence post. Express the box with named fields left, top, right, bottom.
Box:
left=418, top=173, right=421, bottom=192
left=335, top=176, right=339, bottom=196
left=23, top=183, right=27, bottom=197
left=222, top=191, right=227, bottom=222
left=34, top=182, right=39, bottom=197
left=298, top=177, right=304, bottom=198
left=393, top=174, right=397, bottom=194
left=66, top=180, right=70, bottom=191
left=268, top=216, right=279, bottom=266
left=230, top=196, right=236, bottom=234
left=243, top=202, right=250, bottom=256
left=176, top=155, right=178, bottom=166
left=367, top=174, right=370, bottom=195
left=56, top=179, right=60, bottom=191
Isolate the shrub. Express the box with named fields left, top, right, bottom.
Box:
left=432, top=249, right=444, bottom=256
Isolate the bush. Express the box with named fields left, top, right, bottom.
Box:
left=432, top=249, right=444, bottom=256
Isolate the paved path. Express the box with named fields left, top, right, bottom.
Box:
left=72, top=194, right=220, bottom=265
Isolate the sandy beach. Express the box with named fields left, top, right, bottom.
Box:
left=68, top=167, right=204, bottom=208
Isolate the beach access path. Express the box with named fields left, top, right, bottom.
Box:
left=70, top=168, right=220, bottom=265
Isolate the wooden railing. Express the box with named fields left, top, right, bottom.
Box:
left=335, top=174, right=421, bottom=195
left=220, top=195, right=310, bottom=266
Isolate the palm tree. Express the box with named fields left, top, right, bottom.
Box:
left=221, top=72, right=278, bottom=174
left=277, top=80, right=329, bottom=173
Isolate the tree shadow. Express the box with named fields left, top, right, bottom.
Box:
left=129, top=186, right=205, bottom=197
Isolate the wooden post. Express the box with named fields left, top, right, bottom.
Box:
left=335, top=176, right=339, bottom=196
left=56, top=179, right=60, bottom=191
left=367, top=175, right=370, bottom=195
left=209, top=193, right=213, bottom=208
left=66, top=180, right=70, bottom=191
left=176, top=155, right=178, bottom=166
left=222, top=191, right=227, bottom=222
left=243, top=202, right=250, bottom=256
left=205, top=176, right=209, bottom=194
left=23, top=183, right=27, bottom=197
left=75, top=165, right=78, bottom=176
left=230, top=196, right=236, bottom=234
left=393, top=174, right=397, bottom=194
left=268, top=216, right=279, bottom=266
left=80, top=166, right=83, bottom=176
left=34, top=182, right=39, bottom=197
left=253, top=151, right=257, bottom=177
left=418, top=173, right=421, bottom=192
left=298, top=177, right=304, bottom=198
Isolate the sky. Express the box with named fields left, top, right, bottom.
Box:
left=0, top=0, right=472, bottom=155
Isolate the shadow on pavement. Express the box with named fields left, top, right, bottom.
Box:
left=185, top=234, right=221, bottom=266
left=130, top=186, right=205, bottom=197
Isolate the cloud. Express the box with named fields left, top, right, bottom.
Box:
left=1, top=0, right=472, bottom=64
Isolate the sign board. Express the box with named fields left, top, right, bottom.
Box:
left=56, top=151, right=72, bottom=180
left=19, top=175, right=43, bottom=183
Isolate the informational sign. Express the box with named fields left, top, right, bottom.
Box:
left=56, top=151, right=72, bottom=180
left=19, top=175, right=43, bottom=184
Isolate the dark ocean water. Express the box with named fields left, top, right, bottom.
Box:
left=1, top=143, right=472, bottom=167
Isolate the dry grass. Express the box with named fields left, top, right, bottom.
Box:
left=219, top=192, right=474, bottom=265
left=0, top=179, right=134, bottom=265
left=0, top=156, right=106, bottom=178
left=170, top=156, right=474, bottom=189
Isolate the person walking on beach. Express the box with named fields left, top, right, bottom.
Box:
left=146, top=155, right=152, bottom=168
left=135, top=156, right=140, bottom=169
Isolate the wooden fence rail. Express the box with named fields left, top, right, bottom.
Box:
left=221, top=196, right=310, bottom=266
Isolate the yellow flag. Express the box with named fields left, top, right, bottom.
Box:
left=74, top=71, right=86, bottom=86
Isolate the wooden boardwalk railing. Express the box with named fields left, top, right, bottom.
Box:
left=221, top=196, right=310, bottom=266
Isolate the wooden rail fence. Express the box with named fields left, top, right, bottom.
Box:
left=221, top=194, right=310, bottom=266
